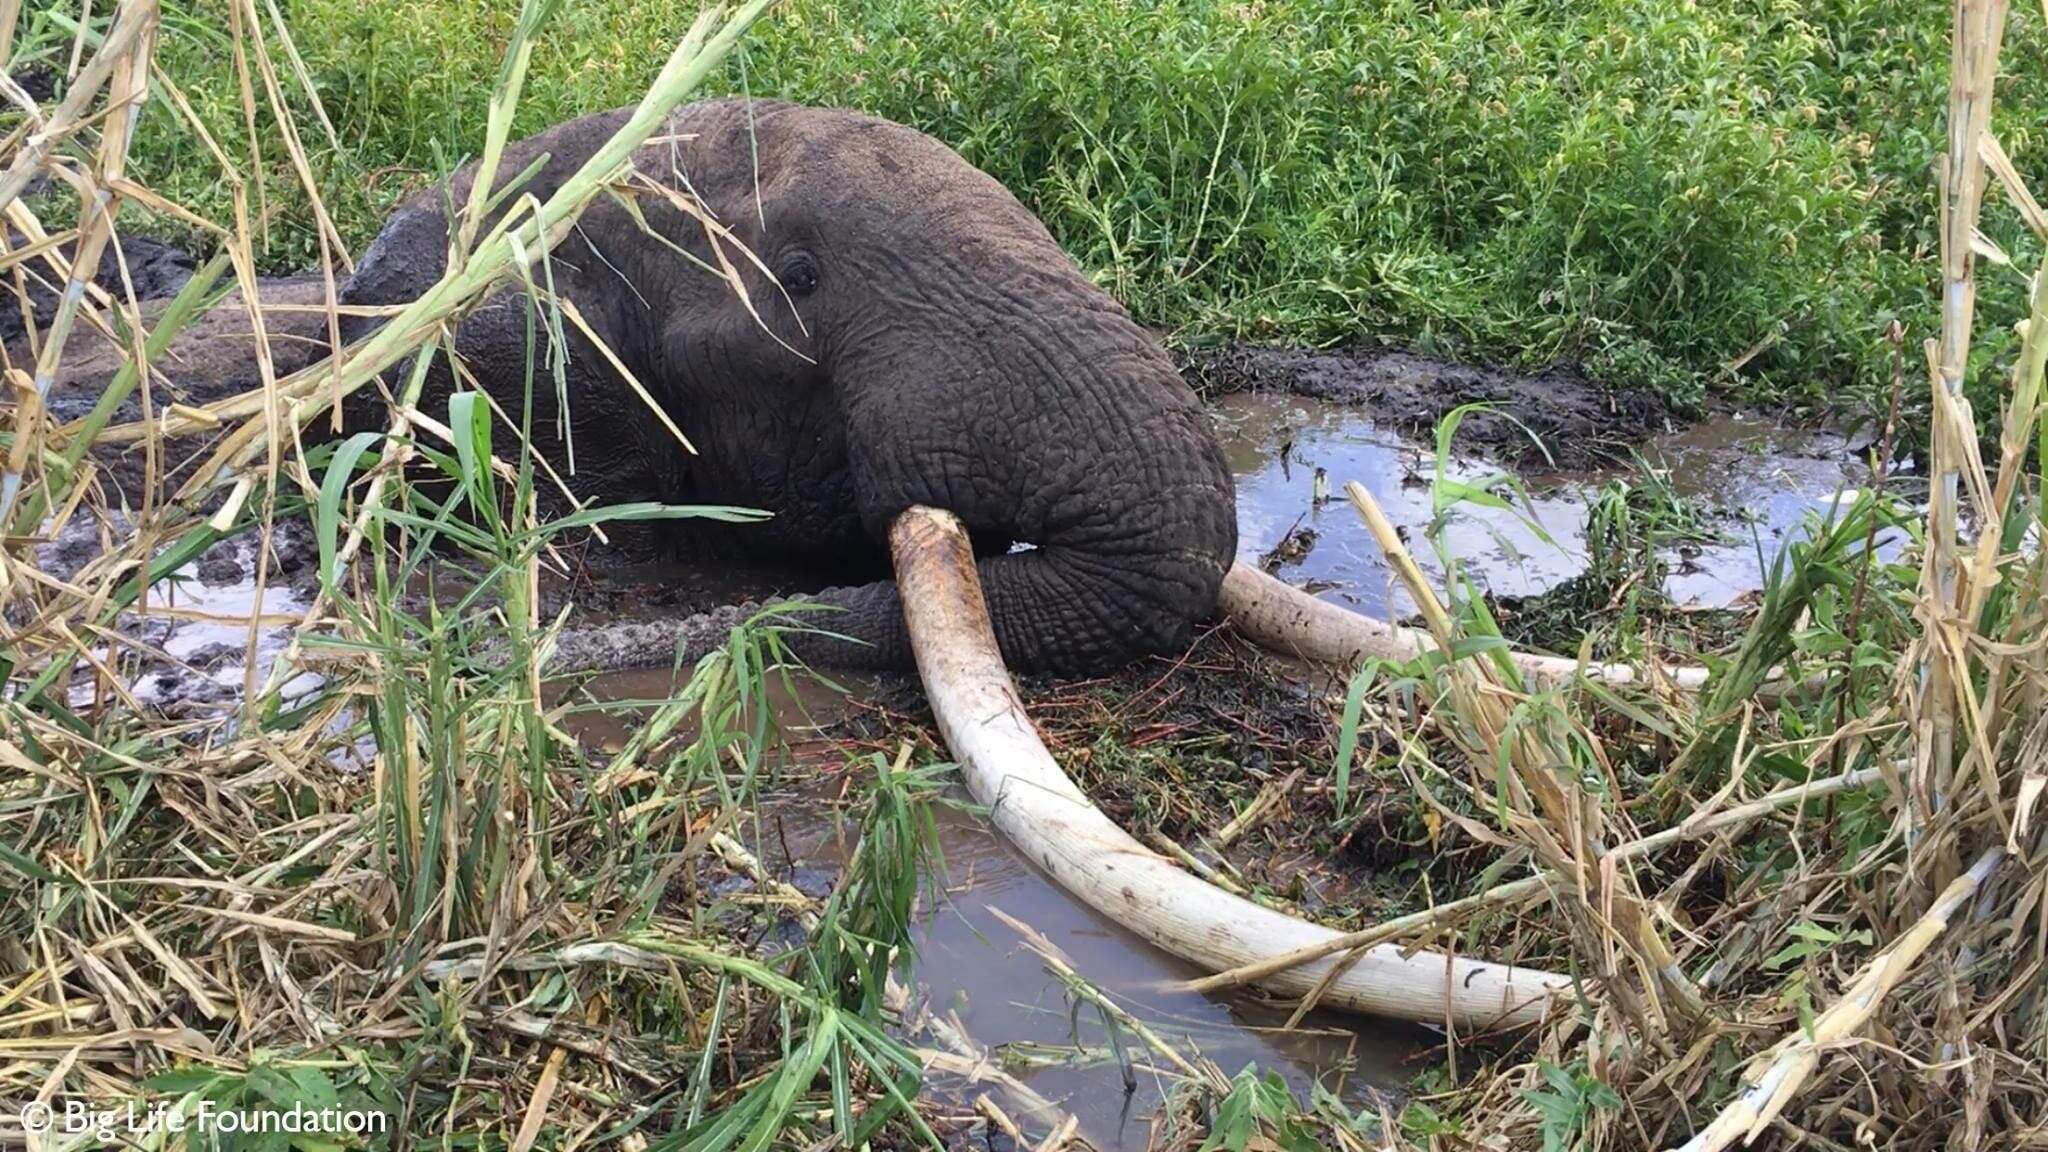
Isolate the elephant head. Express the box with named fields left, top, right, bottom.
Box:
left=340, top=99, right=1236, bottom=675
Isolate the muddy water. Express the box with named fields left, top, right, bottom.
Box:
left=757, top=785, right=1432, bottom=1144
left=550, top=670, right=1429, bottom=1140
left=551, top=663, right=866, bottom=755
left=82, top=534, right=321, bottom=712
left=1213, top=393, right=1868, bottom=615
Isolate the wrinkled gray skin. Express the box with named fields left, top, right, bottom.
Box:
left=339, top=100, right=1235, bottom=674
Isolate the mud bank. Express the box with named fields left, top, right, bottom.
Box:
left=21, top=276, right=334, bottom=502
left=0, top=232, right=197, bottom=349
left=1181, top=342, right=1674, bottom=469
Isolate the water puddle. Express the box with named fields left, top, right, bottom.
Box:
left=742, top=778, right=1433, bottom=1145
left=1213, top=393, right=1868, bottom=615
left=549, top=661, right=1429, bottom=1139
left=39, top=529, right=321, bottom=713
left=554, top=663, right=867, bottom=755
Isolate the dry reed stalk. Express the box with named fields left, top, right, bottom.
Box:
left=0, top=0, right=153, bottom=215
left=1915, top=0, right=2008, bottom=867
left=1144, top=829, right=1250, bottom=895
left=987, top=904, right=1208, bottom=1083
left=1345, top=478, right=1705, bottom=1033
left=1179, top=763, right=1893, bottom=995
left=1670, top=848, right=2003, bottom=1152
left=0, top=0, right=154, bottom=525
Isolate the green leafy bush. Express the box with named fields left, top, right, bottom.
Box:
left=58, top=0, right=2048, bottom=414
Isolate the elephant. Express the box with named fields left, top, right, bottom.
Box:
left=337, top=99, right=1236, bottom=675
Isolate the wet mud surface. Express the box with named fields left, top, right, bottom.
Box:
left=1181, top=342, right=1675, bottom=469
left=0, top=233, right=197, bottom=349
left=20, top=276, right=335, bottom=502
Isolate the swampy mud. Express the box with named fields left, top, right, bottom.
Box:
left=570, top=647, right=1438, bottom=1147
left=30, top=276, right=335, bottom=501
left=1213, top=391, right=1873, bottom=617
left=0, top=232, right=196, bottom=348
left=757, top=788, right=1433, bottom=1145
left=1182, top=343, right=1675, bottom=469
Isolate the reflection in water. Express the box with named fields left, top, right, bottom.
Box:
left=768, top=791, right=1432, bottom=1147
left=1213, top=393, right=1873, bottom=615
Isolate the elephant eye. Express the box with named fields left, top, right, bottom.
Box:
left=778, top=252, right=819, bottom=297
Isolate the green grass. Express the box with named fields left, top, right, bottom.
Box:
left=14, top=0, right=2040, bottom=419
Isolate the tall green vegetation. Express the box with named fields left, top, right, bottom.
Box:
left=14, top=0, right=2035, bottom=415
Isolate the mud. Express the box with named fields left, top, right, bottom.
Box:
left=31, top=519, right=324, bottom=717
left=7, top=67, right=56, bottom=104
left=67, top=364, right=1866, bottom=714
left=0, top=233, right=199, bottom=350
left=556, top=661, right=871, bottom=755
left=1182, top=343, right=1674, bottom=469
left=18, top=276, right=337, bottom=504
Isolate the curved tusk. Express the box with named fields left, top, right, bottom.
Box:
left=1218, top=561, right=1729, bottom=692
left=890, top=506, right=1566, bottom=1028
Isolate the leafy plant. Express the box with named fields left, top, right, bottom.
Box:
left=1765, top=920, right=1875, bottom=969
left=1520, top=1060, right=1621, bottom=1152
left=141, top=1058, right=398, bottom=1152
left=805, top=747, right=954, bottom=1019
left=1199, top=1066, right=1321, bottom=1152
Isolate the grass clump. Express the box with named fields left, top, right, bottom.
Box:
left=1303, top=2, right=2045, bottom=1140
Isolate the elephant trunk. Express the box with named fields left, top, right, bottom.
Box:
left=792, top=281, right=1238, bottom=675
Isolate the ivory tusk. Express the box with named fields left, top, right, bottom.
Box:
left=1217, top=561, right=1727, bottom=692
left=890, top=506, right=1566, bottom=1028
